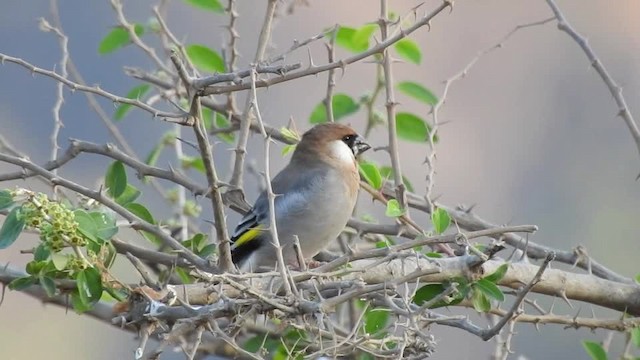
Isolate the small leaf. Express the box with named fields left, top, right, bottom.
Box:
left=352, top=24, right=377, bottom=51
left=281, top=144, right=296, bottom=156
left=90, top=210, right=118, bottom=241
left=484, top=263, right=509, bottom=283
left=8, top=276, right=36, bottom=290
left=105, top=161, right=127, bottom=199
left=413, top=283, right=446, bottom=306
left=39, top=275, right=57, bottom=297
left=0, top=207, right=25, bottom=249
left=379, top=166, right=414, bottom=192
left=425, top=252, right=442, bottom=258
left=125, top=203, right=160, bottom=245
left=34, top=243, right=50, bottom=261
left=431, top=207, right=451, bottom=234
left=397, top=81, right=438, bottom=106
left=359, top=162, right=383, bottom=189
left=114, top=84, right=150, bottom=120
left=98, top=24, right=145, bottom=55
left=184, top=0, right=224, bottom=12
left=0, top=190, right=14, bottom=210
left=364, top=307, right=389, bottom=335
left=186, top=44, right=226, bottom=73
left=74, top=210, right=98, bottom=243
left=396, top=112, right=436, bottom=143
left=309, top=93, right=360, bottom=123
left=471, top=289, right=491, bottom=312
left=582, top=341, right=608, bottom=360
left=199, top=244, right=216, bottom=258
left=394, top=38, right=421, bottom=64
left=175, top=267, right=194, bottom=284
left=335, top=26, right=361, bottom=53
left=71, top=290, right=92, bottom=313
left=385, top=199, right=405, bottom=218
left=76, top=267, right=103, bottom=307
left=280, top=127, right=300, bottom=142
left=475, top=279, right=504, bottom=302
left=51, top=253, right=69, bottom=271
left=631, top=327, right=640, bottom=347
left=115, top=184, right=141, bottom=206
left=181, top=156, right=206, bottom=173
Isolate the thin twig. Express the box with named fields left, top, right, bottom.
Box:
left=545, top=0, right=640, bottom=172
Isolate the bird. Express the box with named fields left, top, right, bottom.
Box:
left=230, top=123, right=371, bottom=272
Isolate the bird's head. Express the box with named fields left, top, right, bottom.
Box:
left=294, top=123, right=371, bottom=165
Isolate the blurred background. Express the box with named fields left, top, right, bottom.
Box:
left=1, top=0, right=639, bottom=359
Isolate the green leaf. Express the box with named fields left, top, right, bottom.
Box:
left=0, top=190, right=14, bottom=210
left=114, top=84, right=150, bottom=121
left=115, top=184, right=141, bottom=206
left=394, top=38, right=421, bottom=64
left=397, top=81, right=438, bottom=106
left=431, top=207, right=450, bottom=234
left=359, top=162, right=383, bottom=189
left=124, top=202, right=154, bottom=224
left=214, top=112, right=235, bottom=144
left=334, top=24, right=377, bottom=53
left=26, top=260, right=46, bottom=275
left=186, top=44, right=226, bottom=73
left=632, top=327, right=640, bottom=347
left=105, top=161, right=127, bottom=199
left=352, top=24, right=377, bottom=51
left=39, top=275, right=57, bottom=297
left=396, top=112, right=436, bottom=143
left=98, top=24, right=145, bottom=55
left=34, top=243, right=50, bottom=262
left=385, top=199, right=405, bottom=218
left=280, top=127, right=300, bottom=142
left=582, top=341, right=608, bottom=360
left=51, top=253, right=69, bottom=271
left=8, top=276, right=36, bottom=290
left=184, top=0, right=224, bottom=12
left=425, top=252, right=443, bottom=258
left=364, top=308, right=389, bottom=335
left=199, top=243, right=216, bottom=258
left=335, top=26, right=361, bottom=53
left=0, top=207, right=25, bottom=249
left=181, top=156, right=206, bottom=173
left=125, top=203, right=160, bottom=245
left=636, top=273, right=640, bottom=284
left=175, top=267, right=194, bottom=284
left=74, top=210, right=98, bottom=243
left=475, top=279, right=504, bottom=302
left=90, top=210, right=118, bottom=241
left=414, top=283, right=445, bottom=306
left=484, top=263, right=509, bottom=283
left=71, top=290, right=92, bottom=313
left=471, top=289, right=491, bottom=312
left=379, top=166, right=414, bottom=192
left=309, top=93, right=360, bottom=124
left=282, top=144, right=296, bottom=156
left=76, top=267, right=103, bottom=307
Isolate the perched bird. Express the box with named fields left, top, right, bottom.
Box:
left=231, top=123, right=371, bottom=272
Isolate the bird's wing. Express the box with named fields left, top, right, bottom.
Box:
left=230, top=165, right=326, bottom=258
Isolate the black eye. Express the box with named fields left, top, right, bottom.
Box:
left=342, top=134, right=354, bottom=144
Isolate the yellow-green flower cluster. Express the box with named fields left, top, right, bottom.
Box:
left=19, top=193, right=85, bottom=252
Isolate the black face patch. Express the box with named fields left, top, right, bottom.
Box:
left=342, top=134, right=370, bottom=156
left=341, top=134, right=357, bottom=153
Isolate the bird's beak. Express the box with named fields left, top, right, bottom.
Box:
left=353, top=135, right=371, bottom=156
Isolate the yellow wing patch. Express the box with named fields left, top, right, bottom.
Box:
left=232, top=226, right=264, bottom=249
